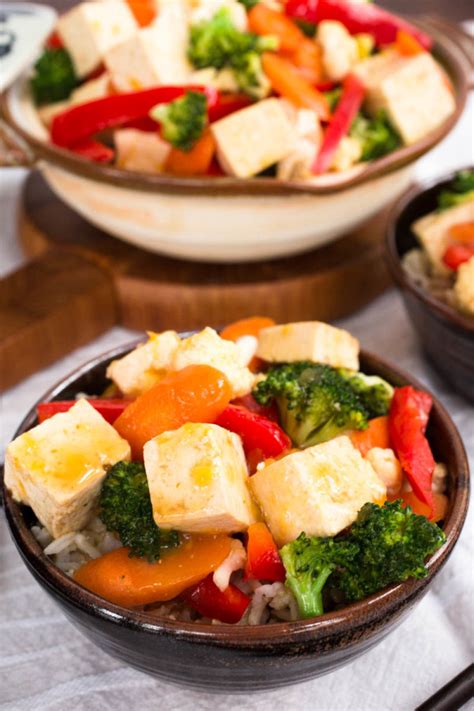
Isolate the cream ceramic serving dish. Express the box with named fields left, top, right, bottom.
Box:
left=2, top=17, right=471, bottom=263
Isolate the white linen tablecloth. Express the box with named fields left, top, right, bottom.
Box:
left=1, top=89, right=473, bottom=710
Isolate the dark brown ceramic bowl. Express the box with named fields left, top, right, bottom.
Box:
left=386, top=169, right=474, bottom=402
left=2, top=342, right=470, bottom=693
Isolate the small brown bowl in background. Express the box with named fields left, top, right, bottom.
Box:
left=385, top=170, right=474, bottom=403
left=2, top=342, right=470, bottom=693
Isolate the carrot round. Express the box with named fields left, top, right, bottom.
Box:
left=262, top=52, right=330, bottom=120
left=165, top=129, right=215, bottom=176
left=248, top=4, right=303, bottom=52
left=125, top=0, right=157, bottom=27
left=448, top=222, right=474, bottom=244
left=220, top=316, right=276, bottom=342
left=114, top=364, right=232, bottom=459
left=74, top=535, right=233, bottom=607
left=395, top=29, right=425, bottom=56
left=349, top=416, right=391, bottom=457
left=400, top=491, right=448, bottom=523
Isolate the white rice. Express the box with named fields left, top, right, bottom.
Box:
left=32, top=520, right=298, bottom=624
left=402, top=248, right=458, bottom=309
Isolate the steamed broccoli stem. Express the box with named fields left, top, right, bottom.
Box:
left=30, top=48, right=78, bottom=106
left=99, top=461, right=179, bottom=562
left=151, top=90, right=207, bottom=152
left=281, top=552, right=332, bottom=617
left=253, top=362, right=370, bottom=448
left=188, top=7, right=277, bottom=98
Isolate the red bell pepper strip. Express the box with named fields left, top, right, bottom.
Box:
left=312, top=73, right=365, bottom=175
left=442, top=243, right=474, bottom=271
left=51, top=85, right=218, bottom=148
left=182, top=574, right=250, bottom=623
left=46, top=31, right=63, bottom=49
left=208, top=94, right=253, bottom=123
left=231, top=394, right=279, bottom=423
left=389, top=386, right=435, bottom=516
left=70, top=138, right=115, bottom=163
left=245, top=522, right=286, bottom=582
left=37, top=399, right=130, bottom=425
left=215, top=404, right=291, bottom=459
left=285, top=0, right=432, bottom=50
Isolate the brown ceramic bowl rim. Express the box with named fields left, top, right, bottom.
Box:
left=2, top=340, right=470, bottom=647
left=1, top=16, right=470, bottom=197
left=385, top=167, right=474, bottom=334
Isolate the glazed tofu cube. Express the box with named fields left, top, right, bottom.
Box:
left=250, top=436, right=386, bottom=545
left=171, top=327, right=255, bottom=397
left=411, top=200, right=474, bottom=274
left=317, top=20, right=358, bottom=82
left=57, top=2, right=137, bottom=78
left=4, top=400, right=131, bottom=538
left=354, top=51, right=456, bottom=145
left=144, top=423, right=260, bottom=533
left=105, top=1, right=191, bottom=91
left=256, top=321, right=360, bottom=370
left=211, top=99, right=296, bottom=178
left=114, top=129, right=171, bottom=174
left=106, top=330, right=180, bottom=397
left=454, top=256, right=474, bottom=316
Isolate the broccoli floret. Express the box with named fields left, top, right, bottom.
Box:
left=338, top=369, right=394, bottom=418
left=280, top=534, right=359, bottom=618
left=99, top=461, right=180, bottom=562
left=253, top=362, right=370, bottom=447
left=30, top=48, right=78, bottom=106
left=188, top=7, right=277, bottom=98
left=237, top=0, right=259, bottom=8
left=437, top=169, right=474, bottom=211
left=332, top=500, right=446, bottom=602
left=151, top=90, right=207, bottom=151
left=350, top=110, right=401, bottom=161
left=324, top=87, right=342, bottom=112
left=280, top=501, right=446, bottom=618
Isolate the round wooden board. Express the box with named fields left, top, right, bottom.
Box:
left=20, top=172, right=392, bottom=330
left=2, top=171, right=393, bottom=390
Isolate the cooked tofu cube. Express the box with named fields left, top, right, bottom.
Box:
left=57, top=2, right=137, bottom=78
left=454, top=256, right=474, bottom=316
left=4, top=400, right=131, bottom=538
left=106, top=330, right=180, bottom=397
left=256, top=321, right=360, bottom=370
left=171, top=327, right=255, bottom=397
left=144, top=423, right=259, bottom=533
left=250, top=436, right=386, bottom=545
left=189, top=0, right=248, bottom=32
left=105, top=1, right=191, bottom=91
left=317, top=20, right=358, bottom=82
left=115, top=129, right=171, bottom=173
left=354, top=51, right=456, bottom=145
left=211, top=99, right=296, bottom=178
left=411, top=200, right=474, bottom=274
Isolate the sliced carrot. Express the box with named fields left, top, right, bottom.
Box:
left=349, top=416, right=391, bottom=457
left=395, top=29, right=425, bottom=56
left=248, top=4, right=303, bottom=53
left=220, top=316, right=276, bottom=341
left=74, top=535, right=233, bottom=607
left=448, top=222, right=474, bottom=244
left=165, top=129, right=216, bottom=176
left=285, top=38, right=324, bottom=85
left=400, top=491, right=448, bottom=523
left=125, top=0, right=157, bottom=27
left=262, top=52, right=330, bottom=120
left=114, top=364, right=232, bottom=459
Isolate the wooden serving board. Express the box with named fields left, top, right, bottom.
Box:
left=0, top=171, right=393, bottom=391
